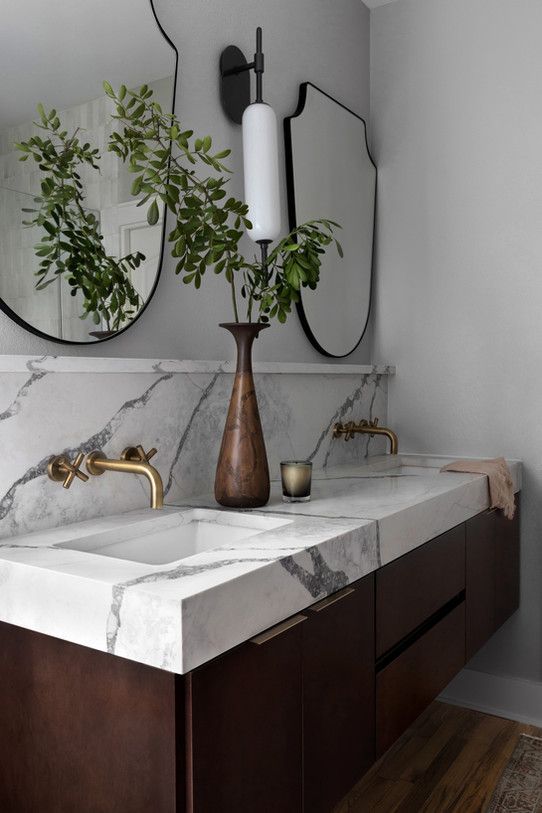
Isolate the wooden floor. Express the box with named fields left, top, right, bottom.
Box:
left=335, top=702, right=542, bottom=813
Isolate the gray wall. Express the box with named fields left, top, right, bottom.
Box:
left=0, top=0, right=372, bottom=363
left=371, top=0, right=542, bottom=691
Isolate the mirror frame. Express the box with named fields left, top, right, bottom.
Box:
left=284, top=82, right=377, bottom=358
left=0, top=0, right=178, bottom=346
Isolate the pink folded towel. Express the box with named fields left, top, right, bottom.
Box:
left=440, top=457, right=516, bottom=519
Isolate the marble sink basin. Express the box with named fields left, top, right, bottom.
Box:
left=55, top=508, right=292, bottom=566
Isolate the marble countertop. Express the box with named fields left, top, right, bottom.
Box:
left=0, top=454, right=521, bottom=674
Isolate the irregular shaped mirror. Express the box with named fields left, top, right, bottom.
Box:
left=0, top=0, right=177, bottom=343
left=284, top=83, right=376, bottom=358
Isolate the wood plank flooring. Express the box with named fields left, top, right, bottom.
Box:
left=334, top=702, right=542, bottom=813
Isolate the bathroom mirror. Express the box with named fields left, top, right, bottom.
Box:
left=284, top=83, right=376, bottom=358
left=0, top=0, right=177, bottom=344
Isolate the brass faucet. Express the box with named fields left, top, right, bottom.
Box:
left=85, top=445, right=164, bottom=509
left=48, top=452, right=89, bottom=489
left=332, top=418, right=399, bottom=455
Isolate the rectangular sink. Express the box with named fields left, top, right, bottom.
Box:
left=55, top=509, right=292, bottom=566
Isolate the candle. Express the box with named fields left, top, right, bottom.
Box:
left=280, top=460, right=312, bottom=503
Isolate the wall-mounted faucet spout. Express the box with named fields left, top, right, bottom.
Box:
left=332, top=418, right=398, bottom=455
left=86, top=445, right=164, bottom=509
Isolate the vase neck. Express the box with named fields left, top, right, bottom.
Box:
left=220, top=323, right=269, bottom=373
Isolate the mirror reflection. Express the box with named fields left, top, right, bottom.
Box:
left=0, top=0, right=176, bottom=343
left=285, top=83, right=376, bottom=358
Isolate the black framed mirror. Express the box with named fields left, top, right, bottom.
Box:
left=284, top=83, right=376, bottom=358
left=0, top=0, right=177, bottom=344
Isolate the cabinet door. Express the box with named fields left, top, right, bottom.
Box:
left=495, top=498, right=520, bottom=628
left=0, top=622, right=179, bottom=813
left=303, top=576, right=375, bottom=813
left=186, top=615, right=305, bottom=813
left=466, top=509, right=496, bottom=661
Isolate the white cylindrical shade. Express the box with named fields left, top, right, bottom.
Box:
left=242, top=103, right=281, bottom=243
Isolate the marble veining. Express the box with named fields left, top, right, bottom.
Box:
left=0, top=455, right=521, bottom=674
left=0, top=355, right=391, bottom=539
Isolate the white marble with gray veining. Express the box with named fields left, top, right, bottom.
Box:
left=0, top=354, right=395, bottom=375
left=0, top=505, right=378, bottom=673
left=221, top=454, right=522, bottom=565
left=0, top=355, right=392, bottom=539
left=0, top=454, right=521, bottom=674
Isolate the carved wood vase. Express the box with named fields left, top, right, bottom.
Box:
left=215, top=323, right=270, bottom=508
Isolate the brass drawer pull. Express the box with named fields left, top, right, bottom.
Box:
left=250, top=614, right=307, bottom=645
left=309, top=586, right=355, bottom=613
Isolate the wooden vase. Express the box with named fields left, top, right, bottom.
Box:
left=214, top=323, right=270, bottom=508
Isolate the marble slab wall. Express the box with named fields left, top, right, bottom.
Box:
left=0, top=356, right=393, bottom=539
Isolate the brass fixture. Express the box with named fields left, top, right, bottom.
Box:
left=332, top=418, right=399, bottom=455
left=85, top=445, right=164, bottom=509
left=48, top=452, right=89, bottom=489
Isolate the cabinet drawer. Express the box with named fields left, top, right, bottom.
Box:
left=376, top=602, right=466, bottom=756
left=376, top=524, right=465, bottom=657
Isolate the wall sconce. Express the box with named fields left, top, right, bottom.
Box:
left=219, top=27, right=281, bottom=270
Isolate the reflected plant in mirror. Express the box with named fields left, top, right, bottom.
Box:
left=0, top=0, right=176, bottom=343
left=15, top=105, right=145, bottom=335
left=104, top=82, right=343, bottom=325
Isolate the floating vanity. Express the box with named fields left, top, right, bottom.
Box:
left=0, top=454, right=521, bottom=812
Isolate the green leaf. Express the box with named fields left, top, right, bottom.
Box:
left=147, top=199, right=159, bottom=226
left=103, top=81, right=115, bottom=98
left=131, top=175, right=143, bottom=196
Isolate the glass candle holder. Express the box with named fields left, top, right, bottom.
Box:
left=280, top=460, right=312, bottom=503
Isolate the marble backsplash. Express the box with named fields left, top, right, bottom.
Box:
left=0, top=356, right=393, bottom=539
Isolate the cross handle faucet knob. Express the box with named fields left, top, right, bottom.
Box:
left=47, top=452, right=89, bottom=489
left=121, top=445, right=158, bottom=464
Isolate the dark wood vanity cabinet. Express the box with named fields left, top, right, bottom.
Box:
left=466, top=509, right=497, bottom=660
left=303, top=579, right=375, bottom=813
left=466, top=499, right=520, bottom=661
left=375, top=524, right=467, bottom=756
left=186, top=575, right=376, bottom=813
left=375, top=502, right=520, bottom=758
left=375, top=523, right=465, bottom=658
left=185, top=614, right=304, bottom=813
left=376, top=603, right=466, bottom=755
left=494, top=500, right=520, bottom=628
left=0, top=503, right=520, bottom=813
left=0, top=622, right=180, bottom=813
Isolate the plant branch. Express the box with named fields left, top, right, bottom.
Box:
left=104, top=81, right=342, bottom=325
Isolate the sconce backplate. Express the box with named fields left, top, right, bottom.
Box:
left=219, top=45, right=251, bottom=124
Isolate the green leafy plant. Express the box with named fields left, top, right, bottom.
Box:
left=15, top=104, right=145, bottom=331
left=104, top=81, right=342, bottom=324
